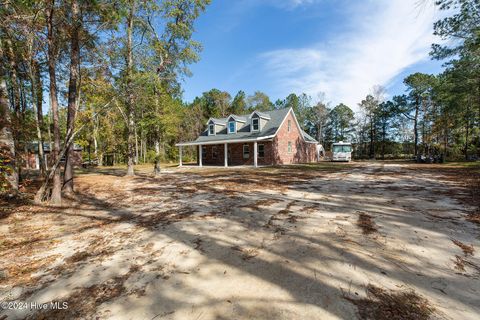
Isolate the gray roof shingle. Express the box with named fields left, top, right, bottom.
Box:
left=179, top=108, right=318, bottom=145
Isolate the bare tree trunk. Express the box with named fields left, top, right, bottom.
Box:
left=46, top=0, right=62, bottom=204
left=139, top=138, right=143, bottom=164
left=477, top=79, right=480, bottom=156
left=465, top=103, right=470, bottom=160
left=381, top=124, right=386, bottom=160
left=125, top=0, right=135, bottom=176
left=134, top=124, right=139, bottom=164
left=46, top=110, right=52, bottom=146
left=154, top=139, right=160, bottom=175
left=0, top=42, right=19, bottom=194
left=4, top=39, right=20, bottom=122
left=29, top=59, right=47, bottom=176
left=369, top=116, right=375, bottom=159
left=63, top=0, right=81, bottom=194
left=4, top=38, right=22, bottom=178
left=413, top=98, right=419, bottom=157
left=93, top=130, right=98, bottom=160
left=143, top=138, right=146, bottom=163
left=444, top=117, right=448, bottom=158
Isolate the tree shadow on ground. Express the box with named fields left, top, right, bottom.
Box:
left=2, top=163, right=480, bottom=319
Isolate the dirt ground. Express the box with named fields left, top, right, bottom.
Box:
left=1, top=161, right=479, bottom=320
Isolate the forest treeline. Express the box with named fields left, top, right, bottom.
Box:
left=0, top=0, right=479, bottom=204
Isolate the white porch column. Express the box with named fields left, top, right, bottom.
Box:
left=199, top=144, right=203, bottom=167
left=224, top=143, right=228, bottom=167
left=179, top=146, right=183, bottom=167
left=254, top=141, right=258, bottom=168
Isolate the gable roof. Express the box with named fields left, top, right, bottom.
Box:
left=250, top=110, right=271, bottom=120
left=301, top=130, right=317, bottom=143
left=226, top=114, right=247, bottom=123
left=177, top=108, right=318, bottom=146
left=207, top=117, right=226, bottom=125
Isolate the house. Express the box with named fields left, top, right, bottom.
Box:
left=176, top=107, right=319, bottom=167
left=23, top=142, right=83, bottom=170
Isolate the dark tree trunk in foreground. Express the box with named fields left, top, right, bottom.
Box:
left=125, top=1, right=136, bottom=176
left=0, top=43, right=19, bottom=194
left=4, top=38, right=22, bottom=177
left=30, top=59, right=47, bottom=176
left=46, top=0, right=62, bottom=204
left=64, top=0, right=81, bottom=194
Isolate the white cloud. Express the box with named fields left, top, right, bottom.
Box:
left=260, top=0, right=440, bottom=109
left=234, top=0, right=318, bottom=11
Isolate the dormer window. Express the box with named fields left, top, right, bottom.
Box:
left=252, top=118, right=259, bottom=131
left=228, top=121, right=236, bottom=133
left=208, top=124, right=215, bottom=135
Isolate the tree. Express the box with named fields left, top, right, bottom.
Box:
left=63, top=0, right=81, bottom=193
left=0, top=40, right=19, bottom=194
left=278, top=93, right=311, bottom=129
left=359, top=88, right=384, bottom=159
left=330, top=103, right=354, bottom=142
left=377, top=101, right=395, bottom=159
left=431, top=0, right=480, bottom=61
left=230, top=90, right=247, bottom=114
left=247, top=91, right=273, bottom=112
left=45, top=0, right=63, bottom=204
left=306, top=99, right=330, bottom=146
left=110, top=0, right=210, bottom=175
left=403, top=73, right=436, bottom=156
left=431, top=0, right=480, bottom=158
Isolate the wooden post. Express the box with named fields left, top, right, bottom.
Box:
left=179, top=146, right=183, bottom=167
left=199, top=144, right=202, bottom=167
left=254, top=141, right=258, bottom=168
left=224, top=143, right=228, bottom=167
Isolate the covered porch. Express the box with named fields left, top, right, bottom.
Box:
left=175, top=139, right=274, bottom=168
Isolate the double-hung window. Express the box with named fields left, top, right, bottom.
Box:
left=202, top=146, right=207, bottom=159
left=258, top=144, right=265, bottom=158
left=208, top=124, right=215, bottom=135
left=287, top=120, right=291, bottom=132
left=243, top=144, right=250, bottom=159
left=287, top=141, right=292, bottom=154
left=252, top=118, right=259, bottom=131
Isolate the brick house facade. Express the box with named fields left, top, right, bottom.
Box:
left=177, top=108, right=318, bottom=167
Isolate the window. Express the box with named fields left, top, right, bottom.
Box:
left=333, top=145, right=352, bottom=153
left=208, top=124, right=215, bottom=135
left=202, top=146, right=206, bottom=159
left=287, top=120, right=291, bottom=132
left=287, top=141, right=292, bottom=154
left=252, top=118, right=259, bottom=131
left=243, top=144, right=250, bottom=159
left=212, top=146, right=218, bottom=159
left=258, top=144, right=265, bottom=158
left=228, top=121, right=236, bottom=133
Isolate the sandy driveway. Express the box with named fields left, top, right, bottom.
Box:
left=1, top=162, right=479, bottom=319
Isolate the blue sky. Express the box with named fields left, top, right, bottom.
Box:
left=182, top=0, right=445, bottom=110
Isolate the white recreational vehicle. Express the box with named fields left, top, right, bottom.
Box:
left=331, top=141, right=352, bottom=162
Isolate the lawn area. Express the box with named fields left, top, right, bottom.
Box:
left=1, top=161, right=479, bottom=319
